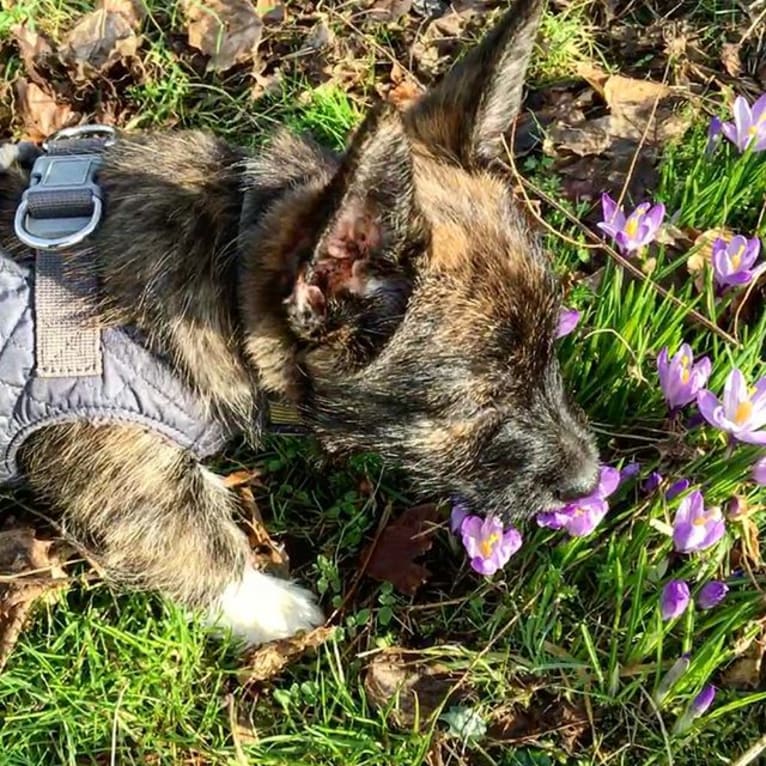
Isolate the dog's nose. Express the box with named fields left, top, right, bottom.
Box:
left=553, top=461, right=600, bottom=503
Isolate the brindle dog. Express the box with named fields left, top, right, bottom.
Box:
left=0, top=0, right=598, bottom=644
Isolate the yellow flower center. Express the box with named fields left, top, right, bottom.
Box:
left=480, top=533, right=499, bottom=557
left=749, top=125, right=758, bottom=136
left=625, top=218, right=639, bottom=237
left=681, top=369, right=691, bottom=384
left=734, top=400, right=753, bottom=426
left=731, top=243, right=746, bottom=269
left=692, top=516, right=708, bottom=527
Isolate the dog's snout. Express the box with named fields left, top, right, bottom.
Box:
left=554, top=473, right=598, bottom=502
left=553, top=453, right=600, bottom=502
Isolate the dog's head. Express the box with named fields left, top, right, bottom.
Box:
left=242, top=0, right=599, bottom=522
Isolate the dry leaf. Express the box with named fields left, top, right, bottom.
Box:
left=237, top=625, right=333, bottom=683
left=720, top=626, right=766, bottom=690
left=488, top=695, right=589, bottom=752
left=60, top=7, right=140, bottom=77
left=721, top=42, right=742, bottom=78
left=363, top=504, right=439, bottom=595
left=365, top=0, right=413, bottom=23
left=0, top=528, right=70, bottom=670
left=364, top=651, right=465, bottom=727
left=11, top=23, right=53, bottom=84
left=15, top=79, right=77, bottom=142
left=184, top=0, right=263, bottom=73
left=223, top=469, right=290, bottom=578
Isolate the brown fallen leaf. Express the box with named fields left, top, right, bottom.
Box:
left=15, top=79, right=77, bottom=143
left=545, top=64, right=693, bottom=203
left=223, top=469, right=289, bottom=578
left=11, top=23, right=54, bottom=85
left=720, top=625, right=766, bottom=691
left=365, top=0, right=413, bottom=23
left=364, top=650, right=465, bottom=728
left=0, top=528, right=70, bottom=671
left=100, top=0, right=146, bottom=29
left=721, top=42, right=742, bottom=78
left=363, top=503, right=439, bottom=595
left=183, top=0, right=263, bottom=73
left=60, top=7, right=140, bottom=80
left=237, top=625, right=334, bottom=683
left=488, top=694, right=589, bottom=753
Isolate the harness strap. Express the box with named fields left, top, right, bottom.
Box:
left=13, top=126, right=115, bottom=378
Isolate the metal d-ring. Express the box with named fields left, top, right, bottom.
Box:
left=42, top=124, right=117, bottom=152
left=14, top=196, right=103, bottom=251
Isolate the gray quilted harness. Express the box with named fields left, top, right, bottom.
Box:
left=1, top=127, right=246, bottom=484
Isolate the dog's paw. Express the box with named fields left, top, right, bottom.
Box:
left=206, top=565, right=324, bottom=647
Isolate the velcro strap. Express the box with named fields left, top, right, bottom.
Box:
left=26, top=187, right=94, bottom=218
left=35, top=248, right=101, bottom=378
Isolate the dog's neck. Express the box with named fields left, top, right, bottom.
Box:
left=90, top=130, right=337, bottom=435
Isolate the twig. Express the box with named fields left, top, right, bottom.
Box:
left=614, top=59, right=672, bottom=212
left=732, top=732, right=766, bottom=766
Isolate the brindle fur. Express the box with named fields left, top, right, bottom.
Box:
left=0, top=0, right=598, bottom=617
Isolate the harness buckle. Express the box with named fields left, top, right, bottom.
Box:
left=14, top=124, right=115, bottom=251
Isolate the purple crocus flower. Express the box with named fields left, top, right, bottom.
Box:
left=665, top=478, right=690, bottom=501
left=720, top=94, right=766, bottom=153
left=705, top=116, right=723, bottom=156
left=661, top=579, right=690, bottom=620
left=672, top=490, right=725, bottom=553
left=657, top=344, right=711, bottom=412
left=597, top=193, right=665, bottom=254
left=643, top=471, right=662, bottom=493
left=690, top=684, right=716, bottom=717
left=556, top=308, right=581, bottom=339
left=450, top=502, right=469, bottom=533
left=697, top=581, right=729, bottom=610
left=460, top=515, right=522, bottom=576
left=712, top=235, right=763, bottom=289
left=536, top=466, right=620, bottom=537
left=753, top=457, right=766, bottom=485
left=697, top=368, right=766, bottom=445
left=620, top=461, right=640, bottom=481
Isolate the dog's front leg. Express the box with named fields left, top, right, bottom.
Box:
left=19, top=423, right=323, bottom=646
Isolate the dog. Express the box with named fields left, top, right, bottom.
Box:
left=0, top=0, right=598, bottom=646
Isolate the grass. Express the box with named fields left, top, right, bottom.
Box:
left=1, top=1, right=766, bottom=764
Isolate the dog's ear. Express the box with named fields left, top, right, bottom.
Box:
left=286, top=104, right=427, bottom=342
left=403, top=0, right=544, bottom=166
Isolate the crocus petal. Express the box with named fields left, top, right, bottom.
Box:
left=644, top=203, right=666, bottom=234
left=699, top=517, right=726, bottom=549
left=752, top=457, right=766, bottom=485
left=673, top=520, right=709, bottom=553
left=697, top=390, right=725, bottom=429
left=536, top=509, right=570, bottom=530
left=556, top=308, right=581, bottom=339
left=600, top=193, right=621, bottom=226
left=751, top=93, right=766, bottom=124
left=720, top=120, right=739, bottom=147
left=735, top=429, right=766, bottom=445
left=665, top=479, right=690, bottom=501
left=690, top=685, right=716, bottom=717
left=598, top=466, right=621, bottom=498
left=705, top=117, right=722, bottom=155
left=661, top=580, right=690, bottom=620
left=450, top=503, right=470, bottom=533
left=733, top=96, right=753, bottom=149
left=565, top=500, right=608, bottom=537
left=643, top=471, right=662, bottom=493
left=697, top=581, right=729, bottom=610
left=470, top=556, right=498, bottom=576
left=657, top=347, right=670, bottom=389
